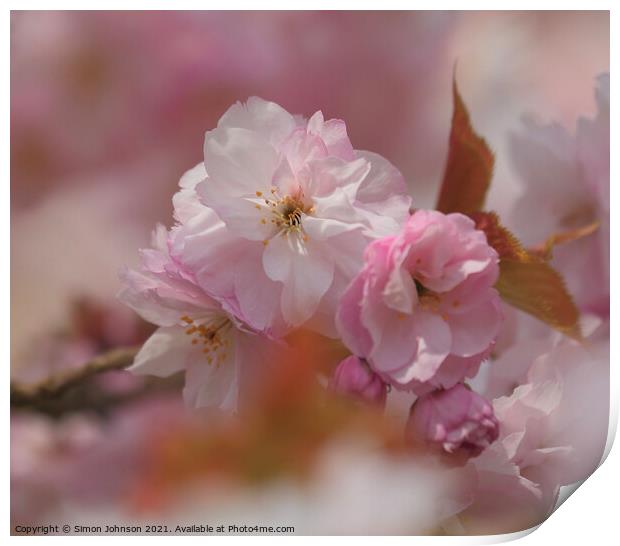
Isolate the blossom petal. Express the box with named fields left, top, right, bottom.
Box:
left=368, top=310, right=419, bottom=374
left=447, top=298, right=502, bottom=357
left=305, top=156, right=370, bottom=200
left=183, top=329, right=239, bottom=411
left=217, top=96, right=297, bottom=147
left=173, top=163, right=208, bottom=224
left=354, top=150, right=411, bottom=235
left=303, top=215, right=364, bottom=241
left=202, top=126, right=280, bottom=197
left=382, top=257, right=418, bottom=314
left=336, top=273, right=373, bottom=357
left=393, top=311, right=452, bottom=384
left=308, top=111, right=355, bottom=160
left=129, top=326, right=189, bottom=377
left=197, top=183, right=277, bottom=241
left=179, top=216, right=281, bottom=333
left=263, top=234, right=334, bottom=326
left=280, top=128, right=328, bottom=174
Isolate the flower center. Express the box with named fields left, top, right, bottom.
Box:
left=181, top=315, right=231, bottom=367
left=255, top=187, right=314, bottom=243
left=414, top=279, right=442, bottom=312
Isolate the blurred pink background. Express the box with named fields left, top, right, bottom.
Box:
left=11, top=10, right=609, bottom=371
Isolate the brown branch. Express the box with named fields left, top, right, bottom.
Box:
left=11, top=346, right=140, bottom=407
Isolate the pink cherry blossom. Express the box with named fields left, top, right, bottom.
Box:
left=118, top=220, right=278, bottom=411
left=508, top=73, right=609, bottom=317
left=406, top=384, right=499, bottom=459
left=491, top=327, right=608, bottom=498
left=328, top=355, right=387, bottom=408
left=461, top=318, right=609, bottom=533
left=177, top=97, right=411, bottom=336
left=336, top=209, right=502, bottom=392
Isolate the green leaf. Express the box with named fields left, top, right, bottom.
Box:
left=436, top=77, right=494, bottom=214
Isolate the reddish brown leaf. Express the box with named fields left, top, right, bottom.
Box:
left=496, top=260, right=581, bottom=339
left=436, top=78, right=494, bottom=214
left=469, top=211, right=531, bottom=262
left=470, top=212, right=581, bottom=339
left=529, top=221, right=600, bottom=260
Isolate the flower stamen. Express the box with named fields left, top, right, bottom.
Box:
left=414, top=279, right=442, bottom=312
left=258, top=188, right=314, bottom=240
left=181, top=315, right=232, bottom=365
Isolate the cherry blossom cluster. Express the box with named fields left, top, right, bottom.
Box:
left=120, top=97, right=510, bottom=459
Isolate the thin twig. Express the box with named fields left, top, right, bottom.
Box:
left=11, top=346, right=140, bottom=407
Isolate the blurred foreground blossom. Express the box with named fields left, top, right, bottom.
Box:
left=12, top=338, right=476, bottom=534
left=129, top=440, right=476, bottom=535
left=11, top=396, right=187, bottom=526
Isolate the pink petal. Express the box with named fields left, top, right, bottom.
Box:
left=447, top=298, right=502, bottom=357
left=336, top=273, right=373, bottom=358
left=392, top=311, right=452, bottom=384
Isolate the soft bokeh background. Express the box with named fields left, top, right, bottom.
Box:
left=11, top=11, right=609, bottom=371
left=10, top=11, right=609, bottom=533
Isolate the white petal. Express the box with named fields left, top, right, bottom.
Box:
left=263, top=234, right=334, bottom=326
left=306, top=110, right=325, bottom=134
left=280, top=129, right=328, bottom=174
left=203, top=126, right=279, bottom=198
left=353, top=150, right=411, bottom=236
left=173, top=163, right=209, bottom=223
left=315, top=228, right=367, bottom=279
left=179, top=161, right=207, bottom=190
left=129, top=326, right=189, bottom=377
left=305, top=156, right=370, bottom=200
left=303, top=216, right=363, bottom=241
left=217, top=96, right=297, bottom=146
left=197, top=180, right=277, bottom=241
left=262, top=232, right=294, bottom=283
left=183, top=332, right=239, bottom=412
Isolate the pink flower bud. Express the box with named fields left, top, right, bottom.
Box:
left=329, top=355, right=388, bottom=408
left=406, top=384, right=499, bottom=460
